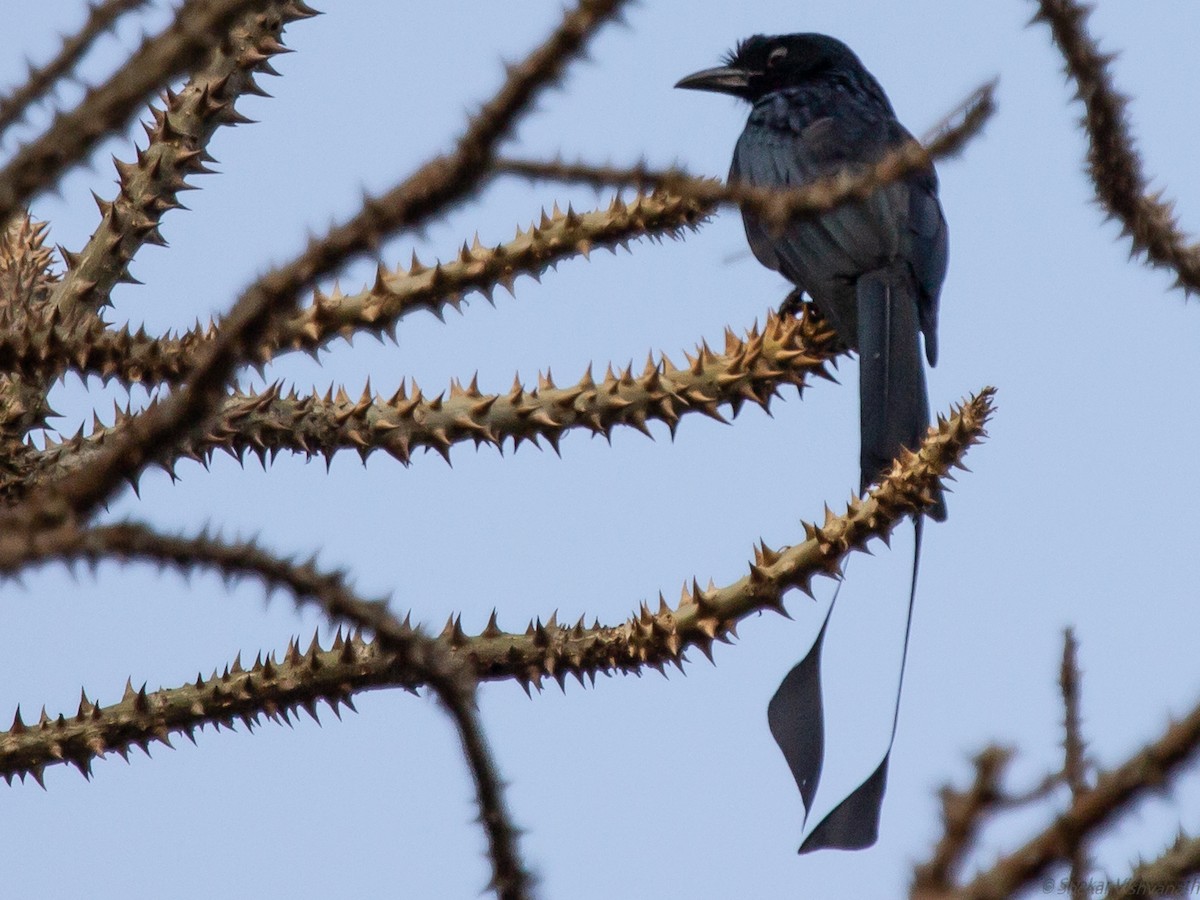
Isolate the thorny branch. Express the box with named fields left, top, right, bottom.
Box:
left=1032, top=0, right=1200, bottom=294
left=3, top=0, right=635, bottom=524
left=0, top=0, right=152, bottom=138
left=1060, top=628, right=1091, bottom=900
left=0, top=0, right=1197, bottom=895
left=1105, top=833, right=1200, bottom=900
left=0, top=1, right=640, bottom=895
left=0, top=389, right=993, bottom=780
left=910, top=746, right=1013, bottom=899
left=911, top=632, right=1200, bottom=900
left=497, top=79, right=996, bottom=233
left=30, top=309, right=839, bottom=483
left=49, top=1, right=317, bottom=318
left=0, top=0, right=286, bottom=224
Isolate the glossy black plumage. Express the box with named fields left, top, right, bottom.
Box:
left=677, top=32, right=949, bottom=854
left=680, top=33, right=947, bottom=517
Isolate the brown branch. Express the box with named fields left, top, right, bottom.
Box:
left=911, top=746, right=1013, bottom=899
left=0, top=211, right=328, bottom=525
left=1060, top=630, right=1087, bottom=794
left=0, top=0, right=283, bottom=224
left=442, top=687, right=532, bottom=900
left=0, top=216, right=58, bottom=496
left=992, top=772, right=1063, bottom=810
left=0, top=520, right=532, bottom=898
left=0, top=386, right=993, bottom=727
left=0, top=384, right=990, bottom=893
left=1, top=0, right=631, bottom=527
left=4, top=250, right=311, bottom=528
left=0, top=630, right=386, bottom=785
left=1032, top=0, right=1200, bottom=294
left=0, top=386, right=991, bottom=890
left=0, top=0, right=153, bottom=137
left=262, top=189, right=711, bottom=361
left=50, top=0, right=318, bottom=317
left=1106, top=832, right=1200, bottom=899
left=0, top=214, right=60, bottom=442
left=271, top=0, right=634, bottom=286
left=1060, top=627, right=1091, bottom=900
left=29, top=308, right=841, bottom=484
left=0, top=190, right=711, bottom=399
left=4, top=380, right=988, bottom=875
left=960, top=698, right=1200, bottom=899
left=497, top=79, right=996, bottom=233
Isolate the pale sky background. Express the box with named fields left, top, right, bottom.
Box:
left=2, top=2, right=1200, bottom=898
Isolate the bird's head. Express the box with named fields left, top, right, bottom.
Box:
left=675, top=33, right=868, bottom=103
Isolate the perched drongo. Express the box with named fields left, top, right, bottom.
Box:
left=677, top=32, right=949, bottom=853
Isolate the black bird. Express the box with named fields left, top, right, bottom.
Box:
left=677, top=34, right=948, bottom=852
left=677, top=33, right=946, bottom=516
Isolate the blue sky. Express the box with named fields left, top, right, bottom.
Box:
left=2, top=1, right=1200, bottom=897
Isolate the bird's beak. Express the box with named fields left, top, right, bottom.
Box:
left=674, top=65, right=751, bottom=95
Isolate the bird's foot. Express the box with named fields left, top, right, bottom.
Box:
left=778, top=288, right=805, bottom=319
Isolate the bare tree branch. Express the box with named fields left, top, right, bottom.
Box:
left=497, top=79, right=996, bottom=233
left=0, top=517, right=533, bottom=898
left=911, top=746, right=1013, bottom=899
left=960, top=697, right=1200, bottom=899
left=1032, top=0, right=1200, bottom=294
left=0, top=191, right=711, bottom=402
left=1106, top=832, right=1200, bottom=899
left=0, top=0, right=634, bottom=530
left=29, top=308, right=839, bottom=483
left=0, top=0, right=153, bottom=138
left=1060, top=628, right=1091, bottom=900
left=49, top=0, right=318, bottom=317
left=291, top=0, right=636, bottom=277
left=0, top=388, right=994, bottom=758
left=0, top=0, right=287, bottom=224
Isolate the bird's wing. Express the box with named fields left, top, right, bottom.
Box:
left=731, top=103, right=915, bottom=350
left=906, top=166, right=947, bottom=367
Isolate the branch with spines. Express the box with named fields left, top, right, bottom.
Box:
left=0, top=619, right=526, bottom=895
left=0, top=0, right=288, bottom=224
left=2, top=3, right=315, bottom=541
left=0, top=0, right=633, bottom=535
left=464, top=387, right=991, bottom=692
left=0, top=190, right=714, bottom=498
left=245, top=0, right=636, bottom=294
left=0, top=214, right=58, bottom=309
left=0, top=387, right=993, bottom=782
left=497, top=79, right=996, bottom=233
left=0, top=631, right=375, bottom=786
left=1105, top=832, right=1200, bottom=900
left=0, top=0, right=153, bottom=138
left=40, top=0, right=648, bottom=549
left=2, top=193, right=348, bottom=531
left=270, top=188, right=712, bottom=356
left=0, top=215, right=61, bottom=486
left=0, top=3, right=309, bottom=521
left=1032, top=0, right=1200, bottom=295
left=913, top=629, right=1200, bottom=900
left=1060, top=627, right=1091, bottom=899
left=911, top=746, right=1013, bottom=899
left=0, top=0, right=636, bottom=391
left=29, top=308, right=840, bottom=484
left=50, top=0, right=318, bottom=317
left=1, top=7, right=639, bottom=891
left=958, top=695, right=1200, bottom=900
left=0, top=515, right=526, bottom=892
left=0, top=190, right=709, bottom=401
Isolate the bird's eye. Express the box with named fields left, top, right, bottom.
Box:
left=766, top=46, right=788, bottom=68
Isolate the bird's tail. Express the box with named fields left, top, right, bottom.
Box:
left=855, top=267, right=946, bottom=521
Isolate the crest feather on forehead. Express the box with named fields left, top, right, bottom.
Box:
left=724, top=34, right=768, bottom=67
